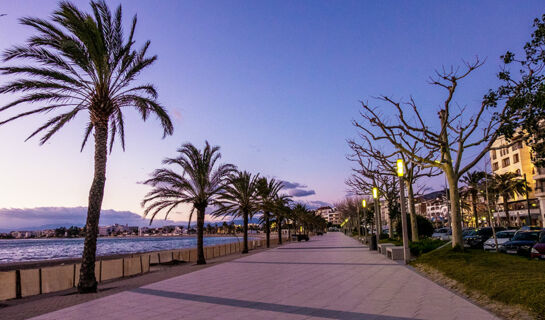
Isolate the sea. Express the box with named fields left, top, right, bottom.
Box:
left=0, top=236, right=246, bottom=264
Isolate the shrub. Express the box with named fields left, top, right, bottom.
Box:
left=409, top=238, right=447, bottom=256
left=395, top=214, right=434, bottom=239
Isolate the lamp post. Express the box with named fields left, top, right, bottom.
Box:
left=362, top=199, right=367, bottom=238
left=357, top=200, right=362, bottom=238
left=524, top=173, right=532, bottom=225
left=373, top=187, right=380, bottom=248
left=397, top=159, right=410, bottom=264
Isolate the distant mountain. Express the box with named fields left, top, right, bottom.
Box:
left=0, top=207, right=178, bottom=232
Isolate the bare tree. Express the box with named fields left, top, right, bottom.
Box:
left=355, top=59, right=510, bottom=248
left=348, top=130, right=438, bottom=241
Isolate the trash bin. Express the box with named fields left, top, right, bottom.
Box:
left=369, top=235, right=377, bottom=251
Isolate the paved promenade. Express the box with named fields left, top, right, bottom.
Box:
left=30, top=233, right=497, bottom=320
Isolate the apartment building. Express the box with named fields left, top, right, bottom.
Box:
left=316, top=206, right=342, bottom=225
left=489, top=136, right=542, bottom=226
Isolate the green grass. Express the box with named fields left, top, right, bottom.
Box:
left=413, top=246, right=545, bottom=317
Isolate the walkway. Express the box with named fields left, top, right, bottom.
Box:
left=30, top=233, right=497, bottom=320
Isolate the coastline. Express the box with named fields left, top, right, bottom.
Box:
left=0, top=233, right=266, bottom=271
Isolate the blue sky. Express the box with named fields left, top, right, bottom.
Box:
left=0, top=1, right=542, bottom=223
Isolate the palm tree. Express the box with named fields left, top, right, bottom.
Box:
left=213, top=171, right=260, bottom=253
left=492, top=172, right=530, bottom=227
left=292, top=203, right=309, bottom=235
left=141, top=142, right=235, bottom=264
left=273, top=195, right=292, bottom=245
left=461, top=171, right=486, bottom=228
left=257, top=177, right=283, bottom=248
left=0, top=1, right=173, bottom=293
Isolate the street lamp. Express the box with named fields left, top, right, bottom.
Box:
left=372, top=187, right=380, bottom=250
left=397, top=159, right=410, bottom=264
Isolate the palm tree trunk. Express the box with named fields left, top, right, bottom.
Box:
left=197, top=207, right=206, bottom=264
left=265, top=213, right=270, bottom=248
left=78, top=121, right=108, bottom=293
left=407, top=183, right=419, bottom=241
left=242, top=212, right=249, bottom=254
left=503, top=194, right=511, bottom=227
left=277, top=217, right=282, bottom=245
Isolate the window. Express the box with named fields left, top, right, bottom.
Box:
left=513, top=154, right=520, bottom=163
left=516, top=169, right=521, bottom=176
left=493, top=162, right=499, bottom=171
left=492, top=150, right=497, bottom=160
left=512, top=141, right=523, bottom=151
left=502, top=158, right=510, bottom=167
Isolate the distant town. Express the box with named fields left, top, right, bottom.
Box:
left=0, top=222, right=263, bottom=239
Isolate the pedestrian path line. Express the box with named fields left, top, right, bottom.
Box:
left=131, top=287, right=422, bottom=320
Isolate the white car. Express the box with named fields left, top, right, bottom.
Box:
left=483, top=230, right=517, bottom=251
left=431, top=228, right=450, bottom=240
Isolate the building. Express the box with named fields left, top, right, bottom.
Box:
left=489, top=136, right=542, bottom=226
left=533, top=166, right=545, bottom=227
left=98, top=226, right=110, bottom=236
left=316, top=206, right=341, bottom=225
left=415, top=190, right=450, bottom=226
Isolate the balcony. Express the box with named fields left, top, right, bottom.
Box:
left=534, top=167, right=545, bottom=180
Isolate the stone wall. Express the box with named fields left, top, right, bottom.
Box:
left=0, top=236, right=291, bottom=301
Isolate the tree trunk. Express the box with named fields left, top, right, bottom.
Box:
left=446, top=169, right=463, bottom=248
left=472, top=191, right=479, bottom=228
left=407, top=183, right=419, bottom=241
left=503, top=194, right=511, bottom=227
left=242, top=211, right=249, bottom=253
left=196, top=207, right=206, bottom=264
left=78, top=121, right=108, bottom=293
left=376, top=203, right=382, bottom=237
left=265, top=213, right=270, bottom=248
left=277, top=217, right=282, bottom=245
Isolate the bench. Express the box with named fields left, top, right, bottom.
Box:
left=378, top=243, right=395, bottom=255
left=386, top=246, right=405, bottom=260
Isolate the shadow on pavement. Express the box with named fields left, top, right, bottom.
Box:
left=131, top=287, right=421, bottom=320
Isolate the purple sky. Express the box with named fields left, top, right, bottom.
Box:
left=0, top=1, right=542, bottom=223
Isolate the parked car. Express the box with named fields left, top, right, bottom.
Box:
left=500, top=230, right=542, bottom=256
left=519, top=226, right=543, bottom=231
left=483, top=230, right=517, bottom=251
left=463, top=227, right=505, bottom=249
left=431, top=228, right=450, bottom=240
left=530, top=231, right=545, bottom=259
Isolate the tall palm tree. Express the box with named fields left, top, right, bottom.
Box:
left=273, top=195, right=292, bottom=245
left=0, top=1, right=173, bottom=293
left=492, top=172, right=530, bottom=227
left=141, top=142, right=235, bottom=264
left=257, top=177, right=283, bottom=248
left=213, top=171, right=260, bottom=254
left=292, top=203, right=309, bottom=235
left=461, top=171, right=486, bottom=228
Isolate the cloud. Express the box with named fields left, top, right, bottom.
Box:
left=172, top=109, right=183, bottom=121
left=298, top=200, right=333, bottom=210
left=0, top=207, right=179, bottom=232
left=280, top=180, right=307, bottom=189
left=288, top=189, right=316, bottom=197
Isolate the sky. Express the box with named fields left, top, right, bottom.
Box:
left=0, top=1, right=542, bottom=225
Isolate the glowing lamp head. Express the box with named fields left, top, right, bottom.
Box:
left=362, top=199, right=367, bottom=208
left=372, top=187, right=378, bottom=199
left=396, top=159, right=404, bottom=177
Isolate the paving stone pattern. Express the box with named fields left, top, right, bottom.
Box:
left=30, top=233, right=498, bottom=320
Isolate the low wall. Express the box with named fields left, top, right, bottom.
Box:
left=0, top=271, right=16, bottom=301
left=0, top=236, right=291, bottom=302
